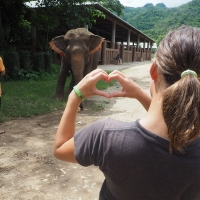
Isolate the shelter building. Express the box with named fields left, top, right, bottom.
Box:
left=89, top=3, right=155, bottom=65
left=26, top=2, right=155, bottom=65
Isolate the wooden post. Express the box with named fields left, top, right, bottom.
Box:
left=111, top=21, right=116, bottom=49
left=127, top=29, right=130, bottom=46
left=102, top=40, right=107, bottom=65
left=120, top=44, right=124, bottom=63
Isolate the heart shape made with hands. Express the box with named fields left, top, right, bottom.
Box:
left=80, top=68, right=140, bottom=99
left=93, top=71, right=135, bottom=99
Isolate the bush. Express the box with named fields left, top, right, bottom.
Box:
left=18, top=69, right=40, bottom=81
left=44, top=52, right=52, bottom=73
left=19, top=50, right=31, bottom=71
left=32, top=52, right=45, bottom=72
left=3, top=49, right=20, bottom=80
left=1, top=50, right=54, bottom=80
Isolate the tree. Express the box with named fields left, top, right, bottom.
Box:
left=33, top=0, right=105, bottom=50
left=144, top=3, right=154, bottom=8
left=95, top=0, right=124, bottom=17
left=156, top=3, right=166, bottom=8
left=0, top=0, right=31, bottom=50
left=156, top=35, right=165, bottom=47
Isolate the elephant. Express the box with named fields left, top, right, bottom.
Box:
left=49, top=28, right=104, bottom=109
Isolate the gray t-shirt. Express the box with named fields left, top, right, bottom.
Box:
left=74, top=118, right=200, bottom=200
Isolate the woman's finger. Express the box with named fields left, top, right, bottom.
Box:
left=109, top=70, right=126, bottom=78
left=109, top=91, right=126, bottom=98
left=88, top=68, right=108, bottom=77
left=108, top=73, right=129, bottom=85
left=95, top=90, right=110, bottom=98
left=92, top=71, right=109, bottom=83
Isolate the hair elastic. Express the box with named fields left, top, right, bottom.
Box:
left=73, top=86, right=85, bottom=101
left=181, top=69, right=197, bottom=78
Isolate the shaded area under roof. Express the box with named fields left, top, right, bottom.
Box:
left=91, top=3, right=155, bottom=44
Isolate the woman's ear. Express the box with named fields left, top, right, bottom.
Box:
left=150, top=63, right=157, bottom=80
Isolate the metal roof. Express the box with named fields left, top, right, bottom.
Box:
left=91, top=3, right=155, bottom=44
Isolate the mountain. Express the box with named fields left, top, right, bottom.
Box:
left=121, top=0, right=200, bottom=44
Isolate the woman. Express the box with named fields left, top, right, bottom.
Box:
left=0, top=57, right=6, bottom=134
left=0, top=57, right=5, bottom=76
left=54, top=25, right=200, bottom=199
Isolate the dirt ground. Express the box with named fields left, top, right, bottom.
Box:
left=0, top=61, right=152, bottom=200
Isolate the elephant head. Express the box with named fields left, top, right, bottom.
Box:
left=49, top=28, right=104, bottom=109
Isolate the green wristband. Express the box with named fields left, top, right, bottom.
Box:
left=73, top=86, right=85, bottom=101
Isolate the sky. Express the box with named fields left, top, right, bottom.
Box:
left=119, top=0, right=192, bottom=8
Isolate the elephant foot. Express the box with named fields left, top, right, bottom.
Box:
left=79, top=102, right=84, bottom=110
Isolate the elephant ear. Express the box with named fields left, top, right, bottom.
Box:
left=49, top=35, right=65, bottom=56
left=89, top=35, right=105, bottom=55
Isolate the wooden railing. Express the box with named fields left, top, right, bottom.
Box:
left=105, top=48, right=119, bottom=64
left=123, top=50, right=132, bottom=63
left=146, top=50, right=151, bottom=60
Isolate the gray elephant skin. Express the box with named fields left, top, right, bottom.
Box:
left=49, top=28, right=104, bottom=109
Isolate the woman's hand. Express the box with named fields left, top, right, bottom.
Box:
left=108, top=70, right=151, bottom=110
left=75, top=68, right=110, bottom=99
left=108, top=70, right=143, bottom=98
left=71, top=69, right=151, bottom=111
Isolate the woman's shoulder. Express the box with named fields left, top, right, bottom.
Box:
left=94, top=117, right=137, bottom=131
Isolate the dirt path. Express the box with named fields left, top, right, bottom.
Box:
left=0, top=62, right=152, bottom=200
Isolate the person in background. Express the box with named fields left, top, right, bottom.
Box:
left=0, top=57, right=6, bottom=134
left=0, top=57, right=5, bottom=76
left=54, top=25, right=200, bottom=199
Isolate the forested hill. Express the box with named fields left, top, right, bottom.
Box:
left=122, top=0, right=200, bottom=44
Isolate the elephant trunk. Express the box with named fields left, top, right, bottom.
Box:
left=71, top=53, right=85, bottom=85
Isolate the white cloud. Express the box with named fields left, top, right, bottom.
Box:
left=120, top=0, right=192, bottom=8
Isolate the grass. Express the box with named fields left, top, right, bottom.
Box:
left=92, top=100, right=110, bottom=111
left=0, top=66, right=115, bottom=123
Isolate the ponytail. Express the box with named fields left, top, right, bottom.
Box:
left=162, top=75, right=200, bottom=153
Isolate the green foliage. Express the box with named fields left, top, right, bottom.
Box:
left=0, top=28, right=4, bottom=52
left=19, top=50, right=31, bottom=71
left=96, top=79, right=115, bottom=90
left=0, top=73, right=68, bottom=122
left=93, top=101, right=109, bottom=111
left=3, top=49, right=20, bottom=80
left=44, top=52, right=52, bottom=73
left=1, top=50, right=54, bottom=81
left=0, top=0, right=30, bottom=45
left=18, top=69, right=40, bottom=81
left=0, top=66, right=114, bottom=122
left=156, top=3, right=166, bottom=8
left=95, top=0, right=124, bottom=17
left=156, top=35, right=165, bottom=47
left=32, top=52, right=45, bottom=72
left=122, top=0, right=200, bottom=41
left=96, top=70, right=116, bottom=89
left=144, top=3, right=154, bottom=8
left=35, top=0, right=101, bottom=32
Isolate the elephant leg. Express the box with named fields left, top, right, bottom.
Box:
left=54, top=57, right=70, bottom=99
left=66, top=73, right=75, bottom=96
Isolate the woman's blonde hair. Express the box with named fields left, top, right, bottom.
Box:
left=155, top=25, right=200, bottom=153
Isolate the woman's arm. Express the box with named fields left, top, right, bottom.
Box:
left=54, top=69, right=152, bottom=163
left=54, top=69, right=109, bottom=162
